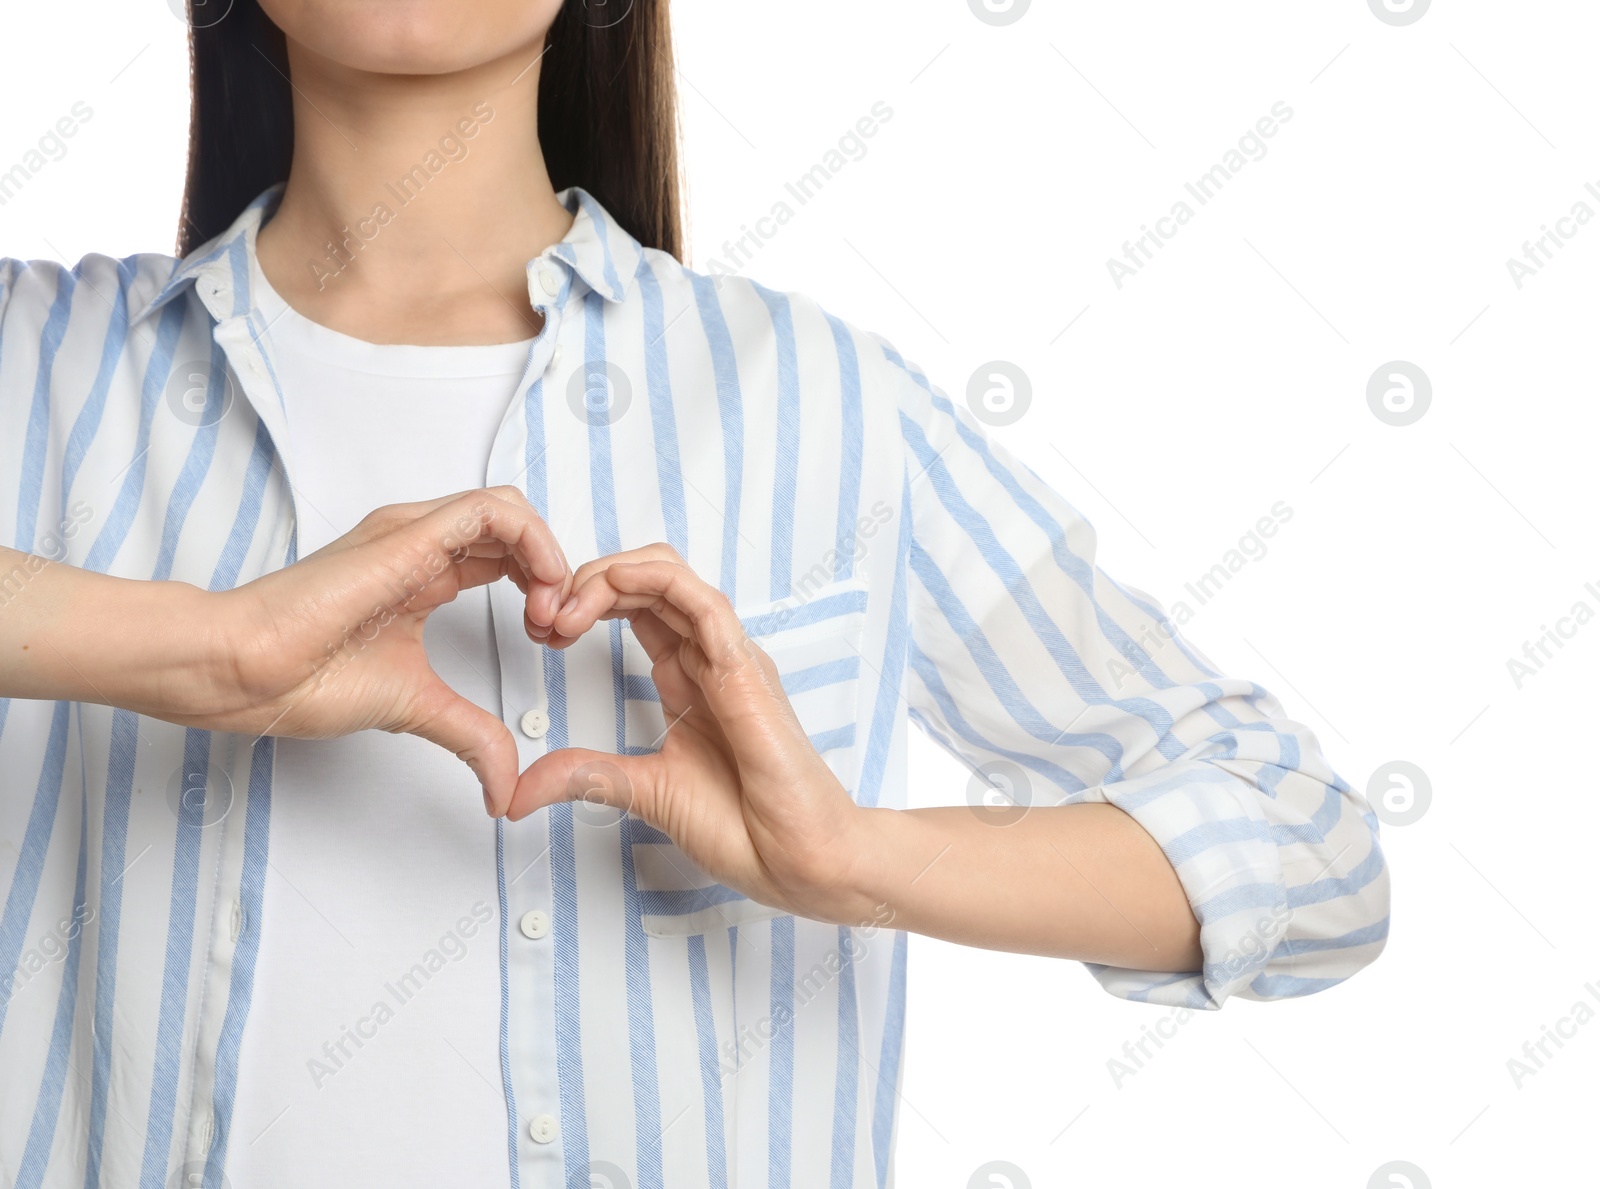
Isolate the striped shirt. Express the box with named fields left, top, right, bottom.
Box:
left=0, top=184, right=1390, bottom=1188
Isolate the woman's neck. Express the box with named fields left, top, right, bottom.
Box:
left=254, top=35, right=573, bottom=345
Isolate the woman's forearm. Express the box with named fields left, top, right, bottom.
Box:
left=837, top=802, right=1204, bottom=972
left=1, top=492, right=573, bottom=809
left=0, top=545, right=221, bottom=716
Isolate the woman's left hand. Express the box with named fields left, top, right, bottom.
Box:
left=508, top=544, right=874, bottom=925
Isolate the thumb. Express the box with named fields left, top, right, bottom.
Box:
left=402, top=676, right=520, bottom=816
left=508, top=747, right=654, bottom=824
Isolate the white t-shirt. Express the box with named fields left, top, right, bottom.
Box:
left=228, top=259, right=534, bottom=1185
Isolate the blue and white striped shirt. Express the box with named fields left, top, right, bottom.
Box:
left=0, top=184, right=1389, bottom=1188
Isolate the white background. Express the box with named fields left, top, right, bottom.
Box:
left=2, top=2, right=1595, bottom=1186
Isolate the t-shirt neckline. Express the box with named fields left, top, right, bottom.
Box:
left=251, top=255, right=538, bottom=379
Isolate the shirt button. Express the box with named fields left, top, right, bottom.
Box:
left=519, top=709, right=548, bottom=739
left=519, top=910, right=550, bottom=940
left=538, top=265, right=562, bottom=298
left=548, top=343, right=563, bottom=370
left=528, top=1114, right=558, bottom=1144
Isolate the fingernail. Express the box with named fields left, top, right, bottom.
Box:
left=483, top=789, right=497, bottom=818
left=558, top=594, right=579, bottom=616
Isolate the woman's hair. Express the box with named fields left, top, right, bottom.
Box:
left=176, top=1, right=684, bottom=261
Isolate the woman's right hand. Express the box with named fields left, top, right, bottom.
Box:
left=2, top=487, right=571, bottom=815
left=212, top=487, right=574, bottom=814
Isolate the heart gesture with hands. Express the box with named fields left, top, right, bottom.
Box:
left=10, top=485, right=1204, bottom=965
left=517, top=544, right=873, bottom=926
left=115, top=484, right=877, bottom=924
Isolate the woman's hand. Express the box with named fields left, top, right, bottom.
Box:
left=0, top=487, right=571, bottom=815
left=509, top=544, right=874, bottom=924
left=196, top=486, right=572, bottom=812
left=508, top=545, right=1202, bottom=969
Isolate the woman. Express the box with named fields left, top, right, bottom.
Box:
left=0, top=1, right=1390, bottom=1186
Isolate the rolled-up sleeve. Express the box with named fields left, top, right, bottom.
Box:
left=878, top=339, right=1390, bottom=1009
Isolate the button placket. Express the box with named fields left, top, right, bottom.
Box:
left=484, top=289, right=567, bottom=1177
left=209, top=313, right=302, bottom=554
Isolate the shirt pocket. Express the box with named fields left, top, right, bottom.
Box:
left=622, top=574, right=869, bottom=938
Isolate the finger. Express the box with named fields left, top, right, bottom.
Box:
left=544, top=561, right=797, bottom=775
left=478, top=486, right=569, bottom=587
left=620, top=608, right=701, bottom=696
left=320, top=490, right=567, bottom=641
left=401, top=675, right=520, bottom=815
left=455, top=555, right=530, bottom=596
left=476, top=486, right=574, bottom=630
left=357, top=488, right=566, bottom=590
left=356, top=491, right=567, bottom=621
left=616, top=607, right=747, bottom=759
left=551, top=559, right=703, bottom=643
left=544, top=592, right=688, bottom=646
left=603, top=563, right=811, bottom=768
left=565, top=541, right=685, bottom=599
left=525, top=568, right=575, bottom=644
left=548, top=544, right=682, bottom=641
left=318, top=490, right=492, bottom=556
left=383, top=550, right=537, bottom=616
left=571, top=560, right=749, bottom=674
left=627, top=604, right=699, bottom=664
left=507, top=747, right=655, bottom=823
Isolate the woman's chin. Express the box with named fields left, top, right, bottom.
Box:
left=258, top=0, right=559, bottom=78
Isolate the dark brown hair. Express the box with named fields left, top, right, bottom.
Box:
left=176, top=1, right=684, bottom=261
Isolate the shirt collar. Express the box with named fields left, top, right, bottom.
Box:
left=548, top=186, right=646, bottom=305
left=129, top=181, right=645, bottom=327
